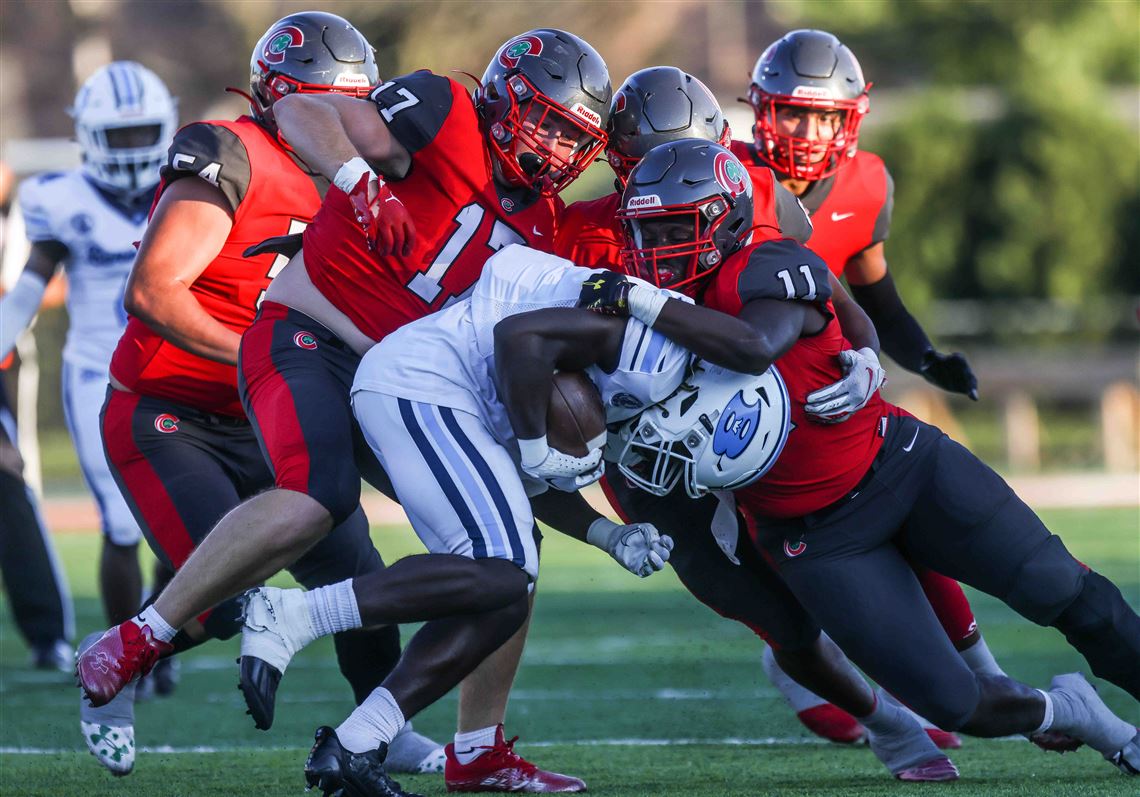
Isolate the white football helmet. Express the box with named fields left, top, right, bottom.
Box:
left=70, top=61, right=177, bottom=199
left=613, top=361, right=792, bottom=498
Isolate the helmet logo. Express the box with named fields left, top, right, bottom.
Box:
left=791, top=85, right=834, bottom=100
left=154, top=414, right=179, bottom=434
left=498, top=36, right=544, bottom=69
left=713, top=152, right=749, bottom=198
left=613, top=92, right=628, bottom=114
left=783, top=539, right=807, bottom=558
left=570, top=102, right=602, bottom=128
left=713, top=390, right=760, bottom=459
left=626, top=194, right=663, bottom=211
left=333, top=73, right=371, bottom=88
left=263, top=26, right=304, bottom=66
left=293, top=331, right=318, bottom=350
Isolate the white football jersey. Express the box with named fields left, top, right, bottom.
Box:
left=17, top=170, right=147, bottom=371
left=353, top=244, right=692, bottom=448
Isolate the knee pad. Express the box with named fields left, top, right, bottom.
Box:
left=1054, top=571, right=1140, bottom=700
left=333, top=625, right=403, bottom=704
left=1004, top=535, right=1085, bottom=625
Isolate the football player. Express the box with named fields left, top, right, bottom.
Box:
left=79, top=28, right=612, bottom=795
left=76, top=15, right=441, bottom=776
left=1, top=62, right=174, bottom=671
left=590, top=138, right=1140, bottom=774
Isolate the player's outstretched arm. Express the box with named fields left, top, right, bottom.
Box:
left=846, top=244, right=977, bottom=399
left=125, top=178, right=241, bottom=364
left=0, top=241, right=64, bottom=360
left=273, top=93, right=410, bottom=180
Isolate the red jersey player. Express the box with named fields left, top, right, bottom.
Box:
left=592, top=138, right=1140, bottom=776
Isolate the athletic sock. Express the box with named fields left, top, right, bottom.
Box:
left=761, top=644, right=827, bottom=712
left=336, top=687, right=406, bottom=754
left=959, top=634, right=1006, bottom=677
left=304, top=580, right=362, bottom=637
left=453, top=725, right=500, bottom=764
left=132, top=606, right=176, bottom=643
left=858, top=690, right=912, bottom=736
left=1033, top=690, right=1055, bottom=734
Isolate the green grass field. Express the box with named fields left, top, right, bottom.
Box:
left=2, top=507, right=1138, bottom=796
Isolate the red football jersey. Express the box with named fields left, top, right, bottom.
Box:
left=732, top=141, right=891, bottom=278
left=554, top=164, right=809, bottom=270
left=111, top=117, right=322, bottom=416
left=704, top=239, right=888, bottom=518
left=303, top=72, right=563, bottom=342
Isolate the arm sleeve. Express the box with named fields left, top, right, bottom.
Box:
left=369, top=71, right=455, bottom=155
left=848, top=270, right=933, bottom=372
left=772, top=181, right=814, bottom=245
left=871, top=167, right=894, bottom=245
left=736, top=239, right=833, bottom=308
left=160, top=123, right=252, bottom=214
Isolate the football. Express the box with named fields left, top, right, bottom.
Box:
left=547, top=371, right=606, bottom=457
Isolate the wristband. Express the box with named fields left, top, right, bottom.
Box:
left=627, top=283, right=670, bottom=328
left=517, top=435, right=549, bottom=469
left=333, top=157, right=374, bottom=195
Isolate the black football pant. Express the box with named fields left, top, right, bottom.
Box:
left=101, top=389, right=400, bottom=704
left=751, top=412, right=1140, bottom=730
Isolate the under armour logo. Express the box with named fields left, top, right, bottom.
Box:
left=582, top=279, right=605, bottom=291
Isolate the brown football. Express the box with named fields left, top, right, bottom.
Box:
left=546, top=371, right=606, bottom=457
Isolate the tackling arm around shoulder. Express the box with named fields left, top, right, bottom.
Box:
left=0, top=241, right=65, bottom=360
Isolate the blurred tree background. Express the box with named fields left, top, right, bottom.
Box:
left=1, top=0, right=1137, bottom=468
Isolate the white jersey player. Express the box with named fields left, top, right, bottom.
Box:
left=351, top=243, right=690, bottom=579
left=0, top=61, right=176, bottom=621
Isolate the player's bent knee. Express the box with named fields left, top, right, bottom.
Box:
left=1054, top=571, right=1140, bottom=698
left=1005, top=534, right=1085, bottom=625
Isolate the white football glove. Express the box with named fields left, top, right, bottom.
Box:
left=587, top=518, right=674, bottom=577
left=518, top=436, right=605, bottom=492
left=804, top=347, right=887, bottom=424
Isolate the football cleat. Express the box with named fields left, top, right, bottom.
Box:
left=304, top=726, right=423, bottom=797
left=924, top=728, right=963, bottom=750
left=445, top=726, right=586, bottom=793
left=895, top=757, right=960, bottom=782
left=866, top=707, right=958, bottom=782
left=78, top=631, right=136, bottom=776
left=1109, top=731, right=1139, bottom=775
left=1048, top=673, right=1137, bottom=764
left=77, top=623, right=172, bottom=707
left=238, top=586, right=316, bottom=730
left=795, top=704, right=866, bottom=745
left=385, top=723, right=447, bottom=775
left=151, top=655, right=180, bottom=696
left=1028, top=729, right=1083, bottom=753
left=31, top=639, right=73, bottom=673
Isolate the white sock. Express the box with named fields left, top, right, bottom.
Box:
left=335, top=687, right=405, bottom=754
left=858, top=690, right=910, bottom=735
left=1033, top=689, right=1055, bottom=734
left=761, top=644, right=827, bottom=713
left=304, top=580, right=362, bottom=637
left=452, top=725, right=499, bottom=765
left=959, top=634, right=1006, bottom=677
left=132, top=607, right=176, bottom=643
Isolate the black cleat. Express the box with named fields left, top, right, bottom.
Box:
left=238, top=655, right=281, bottom=731
left=152, top=655, right=180, bottom=697
left=304, top=726, right=422, bottom=797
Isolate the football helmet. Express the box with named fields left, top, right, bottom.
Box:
left=250, top=12, right=379, bottom=134
left=613, top=361, right=791, bottom=498
left=607, top=67, right=730, bottom=186
left=618, top=139, right=753, bottom=296
left=747, top=29, right=870, bottom=181
left=69, top=61, right=177, bottom=199
left=476, top=29, right=612, bottom=195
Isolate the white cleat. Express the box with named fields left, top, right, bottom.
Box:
left=1048, top=672, right=1137, bottom=770
left=385, top=723, right=447, bottom=774
left=78, top=631, right=136, bottom=776
left=866, top=697, right=959, bottom=781
left=239, top=586, right=316, bottom=675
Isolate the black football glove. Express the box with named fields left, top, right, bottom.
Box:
left=920, top=349, right=978, bottom=401
left=578, top=270, right=632, bottom=316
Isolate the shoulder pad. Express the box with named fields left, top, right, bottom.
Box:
left=161, top=122, right=252, bottom=213
left=737, top=239, right=833, bottom=305
left=370, top=71, right=457, bottom=155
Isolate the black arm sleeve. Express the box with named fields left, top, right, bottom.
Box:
left=160, top=123, right=251, bottom=214
left=849, top=271, right=933, bottom=372
left=871, top=168, right=894, bottom=244
left=369, top=71, right=455, bottom=155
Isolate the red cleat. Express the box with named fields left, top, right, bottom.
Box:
left=896, top=755, right=960, bottom=782
left=445, top=726, right=586, bottom=793
left=796, top=704, right=867, bottom=744
left=924, top=728, right=963, bottom=749
left=76, top=623, right=172, bottom=708
left=1029, top=730, right=1083, bottom=753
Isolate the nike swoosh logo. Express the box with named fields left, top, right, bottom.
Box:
left=830, top=212, right=855, bottom=222
left=532, top=225, right=544, bottom=236
left=902, top=428, right=919, bottom=452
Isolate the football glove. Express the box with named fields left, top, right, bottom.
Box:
left=518, top=437, right=605, bottom=492
left=920, top=349, right=978, bottom=401
left=578, top=270, right=632, bottom=316
left=805, top=347, right=887, bottom=424
left=333, top=157, right=415, bottom=257
left=586, top=518, right=674, bottom=577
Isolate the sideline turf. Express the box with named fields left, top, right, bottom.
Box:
left=1, top=507, right=1137, bottom=796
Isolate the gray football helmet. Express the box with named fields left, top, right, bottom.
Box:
left=250, top=12, right=379, bottom=133
left=618, top=139, right=753, bottom=297
left=607, top=67, right=730, bottom=185
left=476, top=29, right=612, bottom=195
left=747, top=29, right=870, bottom=180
